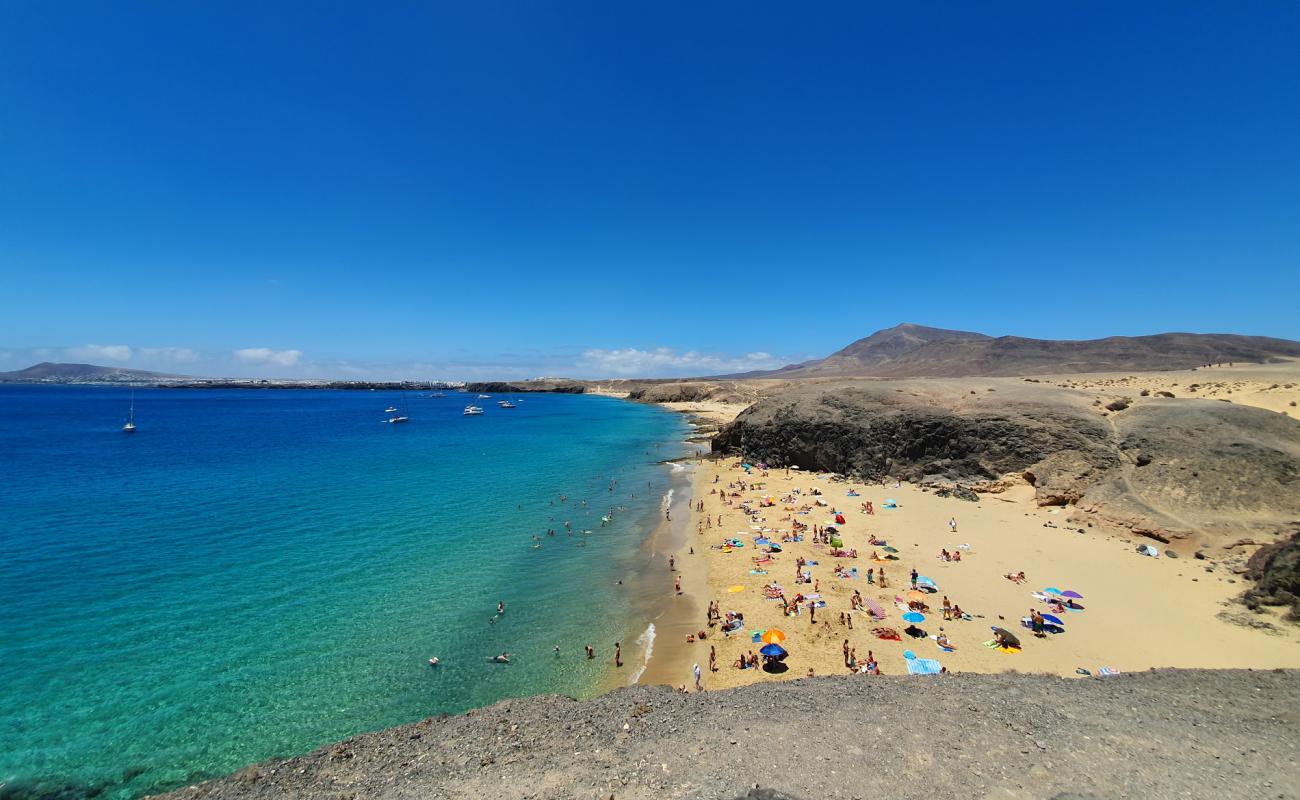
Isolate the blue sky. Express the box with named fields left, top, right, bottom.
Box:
left=2, top=2, right=1298, bottom=379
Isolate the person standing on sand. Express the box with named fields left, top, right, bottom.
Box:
left=693, top=663, right=702, bottom=691
left=910, top=568, right=918, bottom=588
left=879, top=567, right=887, bottom=588
left=675, top=575, right=682, bottom=594
left=948, top=517, right=957, bottom=533
left=614, top=642, right=622, bottom=667
left=669, top=554, right=675, bottom=570
left=709, top=645, right=718, bottom=672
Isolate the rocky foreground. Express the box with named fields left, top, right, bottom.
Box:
left=156, top=670, right=1299, bottom=800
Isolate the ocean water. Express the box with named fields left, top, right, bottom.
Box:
left=0, top=386, right=688, bottom=799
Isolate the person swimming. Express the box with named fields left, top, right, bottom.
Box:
left=490, top=652, right=510, bottom=663
left=427, top=656, right=440, bottom=666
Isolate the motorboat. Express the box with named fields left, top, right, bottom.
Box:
left=384, top=406, right=398, bottom=413
left=463, top=405, right=484, bottom=416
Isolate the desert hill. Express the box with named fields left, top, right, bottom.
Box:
left=0, top=362, right=192, bottom=383
left=730, top=323, right=1300, bottom=379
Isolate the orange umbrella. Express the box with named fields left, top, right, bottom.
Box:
left=761, top=629, right=786, bottom=644
left=906, top=589, right=926, bottom=602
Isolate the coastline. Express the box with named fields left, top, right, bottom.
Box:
left=625, top=393, right=1300, bottom=692
left=632, top=404, right=741, bottom=689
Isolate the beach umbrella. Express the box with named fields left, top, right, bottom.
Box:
left=759, top=643, right=787, bottom=658
left=1043, top=587, right=1062, bottom=595
left=902, top=611, right=926, bottom=623
left=917, top=576, right=937, bottom=587
left=1040, top=613, right=1065, bottom=626
left=882, top=546, right=898, bottom=553
left=761, top=629, right=786, bottom=644
left=992, top=627, right=1021, bottom=648
left=906, top=589, right=926, bottom=601
left=1060, top=590, right=1083, bottom=599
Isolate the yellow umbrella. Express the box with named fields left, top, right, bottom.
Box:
left=727, top=585, right=745, bottom=593
left=761, top=628, right=786, bottom=644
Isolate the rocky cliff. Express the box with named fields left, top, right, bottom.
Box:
left=713, top=378, right=1300, bottom=545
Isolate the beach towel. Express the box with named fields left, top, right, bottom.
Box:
left=906, top=658, right=943, bottom=676
left=1098, top=665, right=1121, bottom=677
left=864, top=598, right=887, bottom=620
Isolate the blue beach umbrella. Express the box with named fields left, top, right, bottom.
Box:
left=917, top=576, right=937, bottom=587
left=1041, top=613, right=1065, bottom=626
left=759, top=643, right=787, bottom=658
left=902, top=611, right=925, bottom=623
left=1043, top=587, right=1062, bottom=595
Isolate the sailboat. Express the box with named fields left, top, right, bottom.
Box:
left=123, top=390, right=137, bottom=433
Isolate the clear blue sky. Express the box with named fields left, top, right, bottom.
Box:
left=2, top=2, right=1297, bottom=378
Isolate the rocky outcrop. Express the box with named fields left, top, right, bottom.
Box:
left=1244, top=531, right=1300, bottom=620
left=462, top=381, right=588, bottom=394
left=713, top=379, right=1118, bottom=488
left=713, top=378, right=1300, bottom=545
left=152, top=670, right=1300, bottom=800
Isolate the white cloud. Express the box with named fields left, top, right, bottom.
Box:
left=139, top=347, right=201, bottom=363
left=65, top=344, right=133, bottom=362
left=233, top=347, right=303, bottom=366
left=578, top=347, right=781, bottom=377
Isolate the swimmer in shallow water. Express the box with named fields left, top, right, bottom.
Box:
left=490, top=652, right=510, bottom=663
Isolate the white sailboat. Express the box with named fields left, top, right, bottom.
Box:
left=463, top=405, right=484, bottom=416
left=123, top=390, right=137, bottom=433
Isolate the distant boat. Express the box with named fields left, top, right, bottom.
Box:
left=498, top=399, right=517, bottom=409
left=432, top=392, right=446, bottom=398
left=384, top=406, right=398, bottom=413
left=386, top=414, right=410, bottom=424
left=463, top=405, right=484, bottom=416
left=477, top=394, right=492, bottom=399
left=123, top=390, right=136, bottom=433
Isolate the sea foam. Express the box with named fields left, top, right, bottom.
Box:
left=628, top=622, right=655, bottom=684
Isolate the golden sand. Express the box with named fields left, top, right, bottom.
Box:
left=641, top=455, right=1300, bottom=690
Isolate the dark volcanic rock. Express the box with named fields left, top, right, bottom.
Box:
left=462, top=381, right=587, bottom=394
left=1243, top=531, right=1300, bottom=619
left=714, top=379, right=1300, bottom=544
left=713, top=380, right=1117, bottom=490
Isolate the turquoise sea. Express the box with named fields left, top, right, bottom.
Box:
left=0, top=386, right=688, bottom=799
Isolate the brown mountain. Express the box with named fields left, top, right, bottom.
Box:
left=0, top=362, right=193, bottom=383
left=732, top=323, right=1300, bottom=379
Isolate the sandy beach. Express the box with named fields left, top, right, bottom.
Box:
left=641, top=444, right=1300, bottom=691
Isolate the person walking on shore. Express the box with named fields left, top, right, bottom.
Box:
left=614, top=642, right=622, bottom=667
left=693, top=662, right=702, bottom=691
left=585, top=644, right=594, bottom=659
left=709, top=645, right=718, bottom=672
left=910, top=568, right=918, bottom=588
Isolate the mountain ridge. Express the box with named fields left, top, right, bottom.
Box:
left=0, top=362, right=194, bottom=383
left=724, top=323, right=1300, bottom=379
